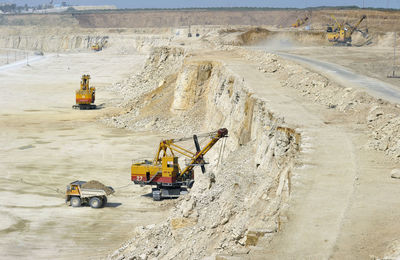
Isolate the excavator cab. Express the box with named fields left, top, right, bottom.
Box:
left=161, top=156, right=179, bottom=182
left=81, top=76, right=89, bottom=90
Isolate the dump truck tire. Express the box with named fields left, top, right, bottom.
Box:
left=89, top=197, right=102, bottom=208
left=70, top=196, right=81, bottom=207
left=102, top=196, right=107, bottom=207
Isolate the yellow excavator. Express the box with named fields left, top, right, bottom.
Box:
left=91, top=43, right=103, bottom=52
left=327, top=15, right=367, bottom=46
left=73, top=74, right=96, bottom=110
left=131, top=128, right=228, bottom=200
left=292, top=16, right=309, bottom=28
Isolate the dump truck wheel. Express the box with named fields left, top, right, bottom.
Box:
left=102, top=197, right=107, bottom=207
left=70, top=196, right=81, bottom=207
left=152, top=190, right=161, bottom=201
left=89, top=197, right=102, bottom=208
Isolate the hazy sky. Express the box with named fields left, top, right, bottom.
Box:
left=5, top=0, right=400, bottom=9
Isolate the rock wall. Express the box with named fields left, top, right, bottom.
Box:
left=3, top=9, right=400, bottom=32
left=0, top=27, right=172, bottom=53
left=106, top=47, right=300, bottom=259
left=0, top=27, right=109, bottom=52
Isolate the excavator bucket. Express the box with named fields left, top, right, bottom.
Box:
left=193, top=135, right=206, bottom=173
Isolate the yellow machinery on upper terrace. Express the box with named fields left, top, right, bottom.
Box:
left=91, top=44, right=103, bottom=52
left=73, top=74, right=96, bottom=110
left=131, top=128, right=228, bottom=200
left=292, top=15, right=309, bottom=28
left=326, top=14, right=367, bottom=46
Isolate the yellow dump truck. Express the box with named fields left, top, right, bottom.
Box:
left=65, top=180, right=114, bottom=208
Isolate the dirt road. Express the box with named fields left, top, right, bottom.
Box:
left=276, top=51, right=400, bottom=104
left=0, top=49, right=171, bottom=259
left=216, top=51, right=400, bottom=259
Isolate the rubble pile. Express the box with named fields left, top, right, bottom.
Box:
left=81, top=180, right=114, bottom=195
left=107, top=46, right=185, bottom=103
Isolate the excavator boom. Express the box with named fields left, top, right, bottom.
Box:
left=349, top=15, right=366, bottom=35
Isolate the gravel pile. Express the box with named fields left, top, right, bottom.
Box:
left=82, top=180, right=114, bottom=195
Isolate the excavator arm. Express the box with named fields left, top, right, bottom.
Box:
left=152, top=128, right=228, bottom=177
left=331, top=15, right=342, bottom=30
left=349, top=15, right=367, bottom=35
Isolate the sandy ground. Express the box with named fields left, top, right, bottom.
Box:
left=281, top=46, right=400, bottom=88
left=271, top=51, right=400, bottom=104
left=0, top=49, right=30, bottom=66
left=2, top=25, right=400, bottom=259
left=0, top=49, right=173, bottom=259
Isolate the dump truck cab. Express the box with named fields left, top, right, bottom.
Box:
left=66, top=181, right=84, bottom=196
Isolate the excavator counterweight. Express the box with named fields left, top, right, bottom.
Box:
left=131, top=128, right=228, bottom=200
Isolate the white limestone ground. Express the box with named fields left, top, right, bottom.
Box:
left=2, top=24, right=400, bottom=260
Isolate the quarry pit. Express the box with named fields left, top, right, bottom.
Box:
left=1, top=8, right=400, bottom=260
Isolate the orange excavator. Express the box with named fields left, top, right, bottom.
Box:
left=73, top=74, right=96, bottom=110
left=131, top=128, right=228, bottom=200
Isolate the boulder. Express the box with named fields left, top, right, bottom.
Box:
left=391, top=169, right=400, bottom=179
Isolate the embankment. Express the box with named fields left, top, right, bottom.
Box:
left=0, top=27, right=172, bottom=52
left=3, top=9, right=400, bottom=32
left=104, top=34, right=400, bottom=258
left=105, top=46, right=300, bottom=259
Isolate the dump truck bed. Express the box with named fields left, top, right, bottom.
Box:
left=80, top=188, right=107, bottom=198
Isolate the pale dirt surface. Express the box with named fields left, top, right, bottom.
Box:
left=0, top=48, right=175, bottom=259
left=2, top=9, right=400, bottom=260
left=0, top=49, right=28, bottom=66
left=280, top=46, right=400, bottom=89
